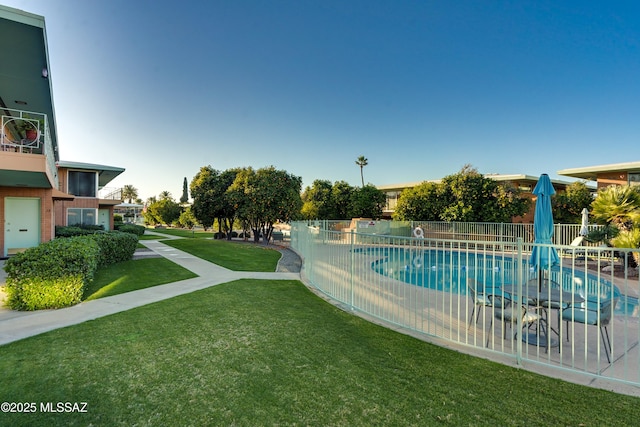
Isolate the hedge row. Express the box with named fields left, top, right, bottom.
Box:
left=114, top=223, right=146, bottom=236
left=55, top=224, right=103, bottom=237
left=3, top=231, right=138, bottom=311
left=56, top=223, right=145, bottom=237
left=92, top=232, right=138, bottom=267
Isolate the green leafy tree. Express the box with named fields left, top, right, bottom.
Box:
left=217, top=168, right=241, bottom=238
left=177, top=206, right=197, bottom=229
left=301, top=179, right=335, bottom=220
left=121, top=185, right=138, bottom=204
left=190, top=167, right=239, bottom=236
left=190, top=166, right=217, bottom=230
left=231, top=166, right=302, bottom=243
left=392, top=181, right=443, bottom=221
left=355, top=156, right=368, bottom=187
left=552, top=181, right=594, bottom=223
left=144, top=197, right=182, bottom=226
left=159, top=191, right=172, bottom=201
left=392, top=165, right=529, bottom=222
left=349, top=184, right=386, bottom=219
left=331, top=181, right=353, bottom=220
left=300, top=202, right=318, bottom=220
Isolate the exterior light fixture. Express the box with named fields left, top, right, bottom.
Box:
left=42, top=68, right=48, bottom=78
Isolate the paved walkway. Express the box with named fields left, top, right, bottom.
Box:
left=0, top=234, right=300, bottom=346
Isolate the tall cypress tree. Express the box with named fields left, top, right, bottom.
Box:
left=180, top=177, right=189, bottom=204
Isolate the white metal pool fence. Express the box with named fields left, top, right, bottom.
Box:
left=290, top=221, right=640, bottom=388
left=301, top=219, right=602, bottom=247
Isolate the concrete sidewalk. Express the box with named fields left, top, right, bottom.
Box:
left=0, top=238, right=300, bottom=346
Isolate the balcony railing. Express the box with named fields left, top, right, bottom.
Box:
left=1, top=107, right=58, bottom=189
left=100, top=187, right=123, bottom=201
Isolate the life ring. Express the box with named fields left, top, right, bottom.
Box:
left=413, top=256, right=422, bottom=269
left=413, top=227, right=424, bottom=239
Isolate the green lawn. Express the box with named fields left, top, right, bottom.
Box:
left=81, top=236, right=278, bottom=301
left=162, top=238, right=281, bottom=271
left=145, top=227, right=215, bottom=239
left=84, top=258, right=197, bottom=301
left=138, top=233, right=165, bottom=240
left=1, top=279, right=638, bottom=426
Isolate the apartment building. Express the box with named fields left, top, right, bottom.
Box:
left=0, top=6, right=124, bottom=257
left=558, top=162, right=640, bottom=189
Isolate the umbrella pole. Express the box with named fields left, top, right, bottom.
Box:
left=538, top=268, right=543, bottom=292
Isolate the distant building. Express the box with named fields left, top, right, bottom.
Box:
left=114, top=203, right=145, bottom=224
left=558, top=161, right=640, bottom=189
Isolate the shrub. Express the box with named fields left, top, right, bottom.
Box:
left=55, top=226, right=94, bottom=237
left=5, top=276, right=85, bottom=311
left=115, top=223, right=146, bottom=236
left=3, top=237, right=100, bottom=310
left=91, top=231, right=138, bottom=267
left=55, top=224, right=104, bottom=237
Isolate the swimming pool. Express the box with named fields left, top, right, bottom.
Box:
left=370, top=248, right=637, bottom=317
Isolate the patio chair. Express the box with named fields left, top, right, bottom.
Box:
left=562, top=236, right=588, bottom=263
left=467, top=278, right=494, bottom=330
left=561, top=298, right=616, bottom=363
left=486, top=292, right=541, bottom=347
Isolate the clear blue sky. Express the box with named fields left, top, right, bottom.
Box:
left=5, top=1, right=640, bottom=201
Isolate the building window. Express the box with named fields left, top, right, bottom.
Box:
left=629, top=173, right=640, bottom=187
left=67, top=208, right=97, bottom=226
left=385, top=191, right=399, bottom=211
left=68, top=170, right=97, bottom=197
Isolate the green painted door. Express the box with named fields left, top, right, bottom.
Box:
left=98, top=209, right=110, bottom=231
left=4, top=197, right=40, bottom=257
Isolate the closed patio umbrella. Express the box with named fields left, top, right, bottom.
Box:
left=579, top=208, right=589, bottom=236
left=530, top=174, right=559, bottom=290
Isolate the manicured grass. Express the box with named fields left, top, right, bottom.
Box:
left=162, top=238, right=281, bottom=272
left=83, top=258, right=197, bottom=301
left=0, top=279, right=638, bottom=426
left=145, top=227, right=215, bottom=239
left=138, top=233, right=165, bottom=240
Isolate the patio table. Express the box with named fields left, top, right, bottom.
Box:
left=500, top=281, right=584, bottom=348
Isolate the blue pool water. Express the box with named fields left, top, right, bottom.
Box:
left=369, top=248, right=638, bottom=317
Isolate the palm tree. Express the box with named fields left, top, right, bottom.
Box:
left=590, top=185, right=640, bottom=232
left=122, top=185, right=138, bottom=203
left=355, top=155, right=368, bottom=187
left=590, top=185, right=640, bottom=268
left=159, top=191, right=172, bottom=201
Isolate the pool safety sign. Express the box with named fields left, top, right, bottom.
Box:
left=358, top=221, right=376, bottom=228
